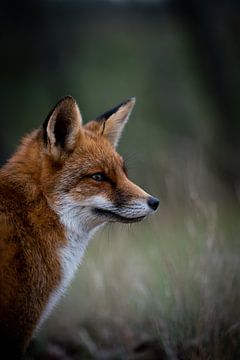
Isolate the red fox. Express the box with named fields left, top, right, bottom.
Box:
left=0, top=96, right=159, bottom=358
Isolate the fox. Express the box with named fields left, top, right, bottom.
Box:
left=0, top=96, right=159, bottom=358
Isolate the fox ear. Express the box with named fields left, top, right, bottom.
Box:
left=93, top=97, right=136, bottom=147
left=42, top=96, right=82, bottom=159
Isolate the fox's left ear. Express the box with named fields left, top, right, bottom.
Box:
left=42, top=96, right=82, bottom=159
left=86, top=97, right=136, bottom=147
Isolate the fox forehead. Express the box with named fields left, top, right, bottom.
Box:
left=67, top=129, right=125, bottom=175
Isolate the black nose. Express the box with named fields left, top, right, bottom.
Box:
left=147, top=196, right=160, bottom=211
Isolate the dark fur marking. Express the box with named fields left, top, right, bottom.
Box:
left=113, top=188, right=131, bottom=208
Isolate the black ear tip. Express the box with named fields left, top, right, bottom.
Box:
left=125, top=96, right=136, bottom=104
left=58, top=95, right=77, bottom=106
left=96, top=97, right=136, bottom=122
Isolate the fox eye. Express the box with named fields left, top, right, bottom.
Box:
left=91, top=172, right=107, bottom=182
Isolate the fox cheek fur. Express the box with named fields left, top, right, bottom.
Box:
left=0, top=95, right=159, bottom=357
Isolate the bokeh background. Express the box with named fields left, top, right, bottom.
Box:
left=1, top=1, right=240, bottom=359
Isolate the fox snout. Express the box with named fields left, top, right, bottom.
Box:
left=117, top=193, right=160, bottom=222
left=114, top=194, right=160, bottom=223
left=89, top=190, right=160, bottom=225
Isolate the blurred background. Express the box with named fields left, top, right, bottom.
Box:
left=1, top=0, right=240, bottom=359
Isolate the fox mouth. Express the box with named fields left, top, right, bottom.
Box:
left=94, top=208, right=145, bottom=223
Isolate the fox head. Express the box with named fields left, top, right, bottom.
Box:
left=41, top=96, right=159, bottom=232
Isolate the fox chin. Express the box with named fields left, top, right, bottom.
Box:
left=0, top=95, right=159, bottom=358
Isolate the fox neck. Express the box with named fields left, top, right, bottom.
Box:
left=37, top=226, right=95, bottom=330
left=55, top=194, right=104, bottom=295
left=57, top=193, right=104, bottom=285
left=37, top=195, right=103, bottom=330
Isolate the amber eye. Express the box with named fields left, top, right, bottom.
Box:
left=91, top=173, right=107, bottom=182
